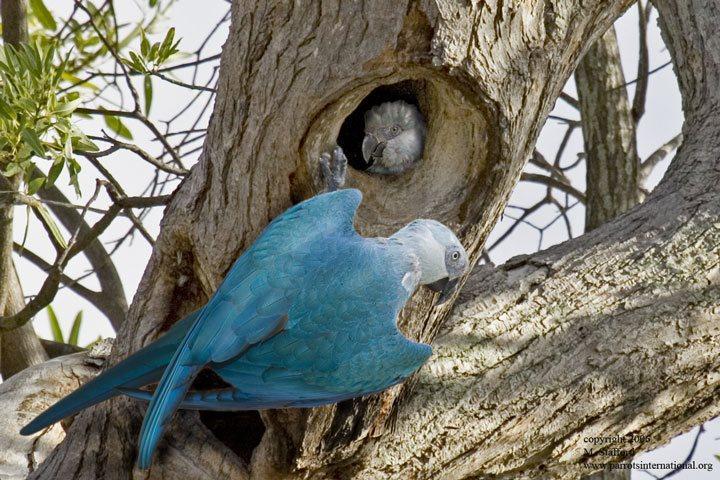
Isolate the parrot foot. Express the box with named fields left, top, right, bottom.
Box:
left=319, top=146, right=348, bottom=192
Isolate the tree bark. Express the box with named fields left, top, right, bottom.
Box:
left=10, top=0, right=720, bottom=478
left=0, top=0, right=27, bottom=315
left=1, top=265, right=48, bottom=379
left=575, top=22, right=643, bottom=480
left=0, top=341, right=111, bottom=479
left=575, top=26, right=640, bottom=231
left=0, top=0, right=28, bottom=45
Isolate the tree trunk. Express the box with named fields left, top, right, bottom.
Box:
left=0, top=0, right=49, bottom=380
left=575, top=26, right=640, bottom=231
left=8, top=0, right=717, bottom=478
left=1, top=265, right=48, bottom=379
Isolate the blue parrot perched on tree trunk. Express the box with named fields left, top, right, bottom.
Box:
left=20, top=148, right=468, bottom=469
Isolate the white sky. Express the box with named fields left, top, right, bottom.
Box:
left=8, top=2, right=717, bottom=478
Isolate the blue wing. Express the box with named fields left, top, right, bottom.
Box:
left=121, top=331, right=431, bottom=411
left=136, top=189, right=362, bottom=468
left=126, top=234, right=431, bottom=413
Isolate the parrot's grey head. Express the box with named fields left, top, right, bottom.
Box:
left=393, top=219, right=469, bottom=304
left=362, top=100, right=426, bottom=175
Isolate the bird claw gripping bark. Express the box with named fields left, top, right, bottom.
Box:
left=319, top=146, right=348, bottom=192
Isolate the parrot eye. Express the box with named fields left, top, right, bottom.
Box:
left=451, top=251, right=460, bottom=260
left=390, top=125, right=401, bottom=135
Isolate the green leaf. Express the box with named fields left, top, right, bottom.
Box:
left=0, top=98, right=14, bottom=119
left=46, top=305, right=64, bottom=343
left=21, top=127, right=46, bottom=157
left=160, top=28, right=176, bottom=58
left=27, top=176, right=45, bottom=194
left=47, top=158, right=64, bottom=185
left=29, top=0, right=58, bottom=31
left=140, top=32, right=150, bottom=57
left=66, top=156, right=81, bottom=196
left=3, top=162, right=22, bottom=177
left=53, top=97, right=82, bottom=116
left=143, top=75, right=153, bottom=115
left=73, top=111, right=92, bottom=120
left=63, top=137, right=73, bottom=158
left=149, top=0, right=158, bottom=6
left=72, top=134, right=99, bottom=152
left=102, top=113, right=133, bottom=140
left=128, top=51, right=146, bottom=73
left=148, top=43, right=160, bottom=64
left=68, top=311, right=83, bottom=346
left=33, top=203, right=67, bottom=249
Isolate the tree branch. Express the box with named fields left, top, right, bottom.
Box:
left=1, top=264, right=48, bottom=379
left=0, top=0, right=28, bottom=45
left=639, top=133, right=683, bottom=188
left=0, top=183, right=124, bottom=331
left=521, top=172, right=586, bottom=203
left=34, top=178, right=129, bottom=330
left=631, top=1, right=651, bottom=124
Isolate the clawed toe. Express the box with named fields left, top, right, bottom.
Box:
left=319, top=146, right=348, bottom=192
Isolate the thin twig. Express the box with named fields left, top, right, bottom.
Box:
left=632, top=1, right=651, bottom=123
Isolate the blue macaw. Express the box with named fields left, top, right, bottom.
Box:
left=21, top=188, right=469, bottom=469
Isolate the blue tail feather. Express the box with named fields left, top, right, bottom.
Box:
left=20, top=310, right=200, bottom=436
left=136, top=363, right=201, bottom=469
left=136, top=305, right=210, bottom=469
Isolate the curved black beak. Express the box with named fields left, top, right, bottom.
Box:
left=371, top=141, right=386, bottom=158
left=426, top=277, right=459, bottom=305
left=362, top=134, right=386, bottom=169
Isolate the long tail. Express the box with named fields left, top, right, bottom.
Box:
left=136, top=359, right=201, bottom=468
left=20, top=310, right=200, bottom=436
left=136, top=307, right=211, bottom=469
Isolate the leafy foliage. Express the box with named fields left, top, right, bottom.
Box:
left=0, top=0, right=215, bottom=337
left=121, top=28, right=181, bottom=74
left=0, top=41, right=97, bottom=195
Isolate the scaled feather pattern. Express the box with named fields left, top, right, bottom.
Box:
left=20, top=189, right=468, bottom=469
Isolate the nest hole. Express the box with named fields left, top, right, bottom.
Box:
left=337, top=79, right=428, bottom=171
left=300, top=73, right=490, bottom=236
left=195, top=369, right=265, bottom=464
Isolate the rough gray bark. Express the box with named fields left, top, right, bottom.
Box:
left=575, top=22, right=643, bottom=480
left=0, top=0, right=49, bottom=380
left=0, top=341, right=111, bottom=479
left=575, top=26, right=640, bottom=231
left=1, top=266, right=48, bottom=379
left=2, top=0, right=715, bottom=478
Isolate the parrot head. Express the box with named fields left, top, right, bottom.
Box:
left=362, top=100, right=426, bottom=175
left=393, top=219, right=469, bottom=304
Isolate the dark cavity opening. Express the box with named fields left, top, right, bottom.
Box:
left=195, top=368, right=265, bottom=464
left=337, top=79, right=427, bottom=171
